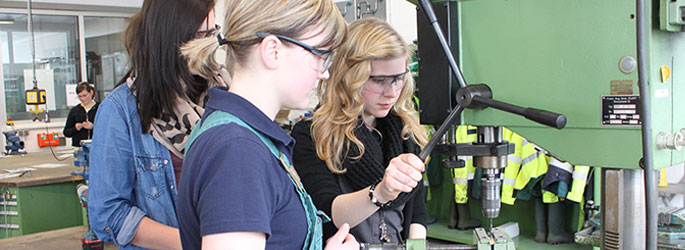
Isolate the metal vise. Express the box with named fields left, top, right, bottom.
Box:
left=3, top=131, right=26, bottom=155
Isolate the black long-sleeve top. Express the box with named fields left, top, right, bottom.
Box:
left=63, top=103, right=99, bottom=147
left=291, top=120, right=428, bottom=241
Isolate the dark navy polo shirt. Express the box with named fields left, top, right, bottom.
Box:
left=177, top=87, right=307, bottom=250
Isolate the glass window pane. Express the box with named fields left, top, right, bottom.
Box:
left=84, top=16, right=128, bottom=101
left=1, top=32, right=8, bottom=64
left=1, top=14, right=80, bottom=120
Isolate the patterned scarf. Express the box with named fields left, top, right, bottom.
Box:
left=127, top=68, right=230, bottom=158
left=342, top=114, right=421, bottom=209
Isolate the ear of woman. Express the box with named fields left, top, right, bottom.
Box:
left=258, top=35, right=283, bottom=70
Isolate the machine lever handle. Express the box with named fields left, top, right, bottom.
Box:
left=523, top=108, right=567, bottom=130
left=471, top=96, right=566, bottom=130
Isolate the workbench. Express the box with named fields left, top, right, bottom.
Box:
left=0, top=225, right=115, bottom=249
left=0, top=150, right=85, bottom=239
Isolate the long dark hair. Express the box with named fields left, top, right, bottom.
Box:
left=124, top=0, right=215, bottom=132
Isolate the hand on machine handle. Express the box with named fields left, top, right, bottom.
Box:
left=375, top=154, right=425, bottom=203
left=324, top=223, right=359, bottom=250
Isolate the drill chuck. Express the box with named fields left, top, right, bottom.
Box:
left=481, top=169, right=501, bottom=219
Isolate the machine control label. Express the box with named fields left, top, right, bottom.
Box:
left=602, top=95, right=641, bottom=126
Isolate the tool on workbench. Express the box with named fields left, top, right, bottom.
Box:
left=3, top=131, right=26, bottom=156
left=72, top=140, right=92, bottom=179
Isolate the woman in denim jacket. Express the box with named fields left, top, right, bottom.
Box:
left=88, top=0, right=228, bottom=249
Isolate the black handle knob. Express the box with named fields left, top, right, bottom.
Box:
left=523, top=108, right=567, bottom=129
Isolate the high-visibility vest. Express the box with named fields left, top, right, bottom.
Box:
left=501, top=128, right=524, bottom=205
left=516, top=152, right=553, bottom=201
left=512, top=139, right=540, bottom=192
left=453, top=125, right=477, bottom=204
left=542, top=190, right=559, bottom=203
left=566, top=165, right=590, bottom=203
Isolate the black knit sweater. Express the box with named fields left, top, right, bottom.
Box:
left=292, top=118, right=428, bottom=241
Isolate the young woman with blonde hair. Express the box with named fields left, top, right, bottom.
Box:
left=177, top=0, right=358, bottom=249
left=292, top=18, right=429, bottom=244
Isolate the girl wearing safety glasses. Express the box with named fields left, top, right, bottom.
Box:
left=292, top=18, right=429, bottom=244
left=176, top=0, right=358, bottom=249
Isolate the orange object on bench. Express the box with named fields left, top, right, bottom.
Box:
left=37, top=132, right=60, bottom=147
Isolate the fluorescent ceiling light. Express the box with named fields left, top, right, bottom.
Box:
left=0, top=20, right=15, bottom=24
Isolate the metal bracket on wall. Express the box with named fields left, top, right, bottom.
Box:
left=357, top=0, right=383, bottom=19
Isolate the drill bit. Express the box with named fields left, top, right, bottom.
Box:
left=489, top=219, right=493, bottom=232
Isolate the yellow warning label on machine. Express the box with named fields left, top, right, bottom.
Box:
left=660, top=65, right=671, bottom=83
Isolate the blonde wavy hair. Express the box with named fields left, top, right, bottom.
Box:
left=311, top=18, right=427, bottom=174
left=180, top=0, right=346, bottom=80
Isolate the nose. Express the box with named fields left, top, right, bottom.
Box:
left=383, top=84, right=401, bottom=97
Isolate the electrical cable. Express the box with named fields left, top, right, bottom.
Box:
left=45, top=122, right=69, bottom=162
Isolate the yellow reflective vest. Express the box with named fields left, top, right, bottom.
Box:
left=566, top=165, right=590, bottom=203
left=501, top=128, right=524, bottom=205
left=453, top=125, right=477, bottom=204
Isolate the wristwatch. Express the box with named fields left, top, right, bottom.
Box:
left=369, top=184, right=392, bottom=208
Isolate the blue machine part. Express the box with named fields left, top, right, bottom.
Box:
left=72, top=142, right=91, bottom=180
left=3, top=131, right=26, bottom=155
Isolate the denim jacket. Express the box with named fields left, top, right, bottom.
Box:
left=89, top=84, right=178, bottom=249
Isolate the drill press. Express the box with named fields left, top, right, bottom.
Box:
left=433, top=125, right=514, bottom=233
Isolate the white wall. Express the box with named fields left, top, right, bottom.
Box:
left=387, top=0, right=417, bottom=44
left=214, top=0, right=225, bottom=31
left=9, top=119, right=71, bottom=153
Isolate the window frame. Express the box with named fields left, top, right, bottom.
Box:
left=0, top=7, right=132, bottom=122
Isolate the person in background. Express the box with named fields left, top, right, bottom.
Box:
left=177, top=0, right=357, bottom=249
left=292, top=18, right=429, bottom=244
left=63, top=82, right=98, bottom=148
left=88, top=0, right=227, bottom=249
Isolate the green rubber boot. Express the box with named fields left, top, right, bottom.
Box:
left=546, top=202, right=573, bottom=244
left=534, top=198, right=547, bottom=243
left=448, top=190, right=458, bottom=229
left=456, top=203, right=481, bottom=230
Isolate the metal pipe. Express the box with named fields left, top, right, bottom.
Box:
left=419, top=105, right=464, bottom=162
left=635, top=0, right=657, bottom=247
left=26, top=0, right=38, bottom=88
